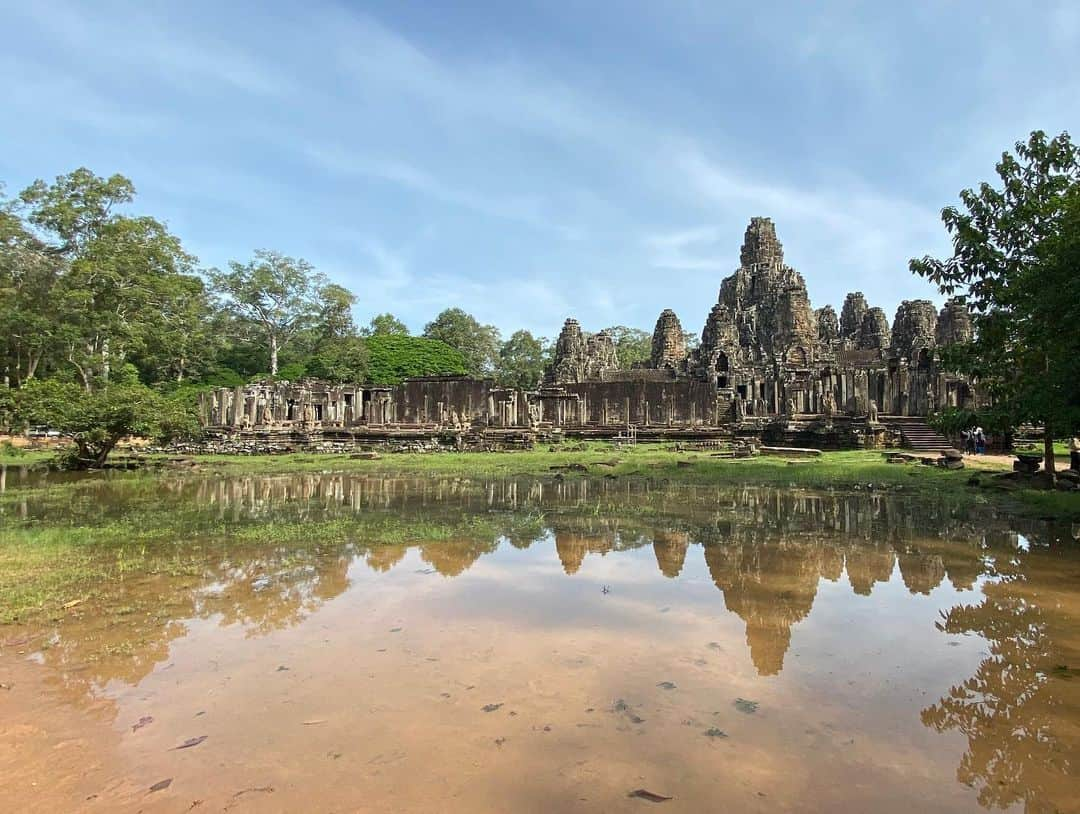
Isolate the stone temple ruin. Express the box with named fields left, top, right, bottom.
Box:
left=197, top=217, right=975, bottom=451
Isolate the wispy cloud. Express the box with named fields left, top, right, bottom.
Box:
left=303, top=146, right=583, bottom=239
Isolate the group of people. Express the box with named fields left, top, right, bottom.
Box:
left=961, top=426, right=987, bottom=455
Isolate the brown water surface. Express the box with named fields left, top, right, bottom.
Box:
left=1, top=470, right=1078, bottom=812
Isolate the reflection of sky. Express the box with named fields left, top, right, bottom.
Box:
left=13, top=476, right=1078, bottom=812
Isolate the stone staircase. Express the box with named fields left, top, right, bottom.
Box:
left=887, top=416, right=954, bottom=452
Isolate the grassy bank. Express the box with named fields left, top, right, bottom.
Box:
left=2, top=444, right=1076, bottom=626
left=5, top=444, right=1076, bottom=518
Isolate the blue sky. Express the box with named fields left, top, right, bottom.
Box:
left=2, top=1, right=1077, bottom=340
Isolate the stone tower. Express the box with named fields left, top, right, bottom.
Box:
left=856, top=307, right=891, bottom=350
left=815, top=306, right=839, bottom=343
left=701, top=217, right=817, bottom=365
left=840, top=292, right=868, bottom=341
left=650, top=309, right=687, bottom=369
left=935, top=297, right=973, bottom=346
left=548, top=319, right=619, bottom=383
left=891, top=300, right=938, bottom=357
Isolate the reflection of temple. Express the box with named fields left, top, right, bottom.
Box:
left=22, top=472, right=1049, bottom=701
left=704, top=541, right=836, bottom=675
left=653, top=531, right=690, bottom=578
left=555, top=531, right=615, bottom=575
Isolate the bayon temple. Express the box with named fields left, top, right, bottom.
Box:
left=199, top=217, right=975, bottom=449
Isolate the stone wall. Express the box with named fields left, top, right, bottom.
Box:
left=198, top=216, right=977, bottom=446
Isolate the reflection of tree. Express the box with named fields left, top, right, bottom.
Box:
left=196, top=549, right=352, bottom=637
left=365, top=544, right=407, bottom=572
left=921, top=547, right=1080, bottom=812
left=420, top=537, right=499, bottom=577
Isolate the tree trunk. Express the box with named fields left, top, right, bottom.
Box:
left=1044, top=422, right=1057, bottom=485
left=270, top=334, right=279, bottom=376
left=93, top=438, right=117, bottom=469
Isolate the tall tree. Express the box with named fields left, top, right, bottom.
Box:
left=209, top=250, right=330, bottom=376
left=496, top=330, right=550, bottom=389
left=423, top=308, right=500, bottom=376
left=363, top=312, right=410, bottom=336
left=17, top=169, right=198, bottom=390
left=314, top=283, right=358, bottom=340
left=910, top=130, right=1080, bottom=480
left=603, top=325, right=652, bottom=369
left=0, top=192, right=63, bottom=386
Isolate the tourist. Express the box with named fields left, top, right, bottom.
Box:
left=975, top=427, right=986, bottom=455
left=961, top=429, right=973, bottom=455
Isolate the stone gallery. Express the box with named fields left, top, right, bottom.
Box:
left=199, top=218, right=975, bottom=447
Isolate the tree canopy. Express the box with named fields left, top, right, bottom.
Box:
left=496, top=330, right=550, bottom=389
left=363, top=313, right=410, bottom=336
left=911, top=130, right=1080, bottom=477
left=365, top=334, right=468, bottom=385
left=423, top=308, right=501, bottom=376
left=603, top=326, right=652, bottom=369
left=14, top=379, right=196, bottom=468
left=209, top=250, right=333, bottom=376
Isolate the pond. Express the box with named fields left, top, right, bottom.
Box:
left=1, top=469, right=1078, bottom=812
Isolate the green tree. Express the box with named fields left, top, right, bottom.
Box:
left=14, top=378, right=197, bottom=469
left=315, top=283, right=358, bottom=340
left=0, top=191, right=64, bottom=385
left=362, top=312, right=410, bottom=337
left=16, top=169, right=199, bottom=390
left=423, top=308, right=500, bottom=376
left=496, top=330, right=550, bottom=389
left=603, top=325, right=652, bottom=369
left=209, top=250, right=331, bottom=376
left=365, top=335, right=467, bottom=385
left=910, top=130, right=1080, bottom=479
left=306, top=336, right=370, bottom=383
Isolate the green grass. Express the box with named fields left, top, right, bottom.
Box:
left=3, top=443, right=1078, bottom=625
left=182, top=444, right=1080, bottom=519
left=0, top=447, right=55, bottom=466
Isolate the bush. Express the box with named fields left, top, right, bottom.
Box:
left=365, top=335, right=467, bottom=385
left=13, top=379, right=198, bottom=468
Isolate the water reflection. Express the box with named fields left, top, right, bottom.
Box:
left=3, top=472, right=1078, bottom=811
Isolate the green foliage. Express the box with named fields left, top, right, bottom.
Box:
left=275, top=362, right=309, bottom=381
left=4, top=169, right=204, bottom=390
left=927, top=408, right=979, bottom=436
left=306, top=337, right=369, bottom=384
left=13, top=379, right=197, bottom=468
left=910, top=130, right=1080, bottom=473
left=603, top=325, right=652, bottom=368
left=0, top=385, right=15, bottom=431
left=209, top=250, right=330, bottom=376
left=365, top=334, right=467, bottom=385
left=423, top=308, right=500, bottom=375
left=364, top=312, right=409, bottom=336
left=496, top=330, right=550, bottom=389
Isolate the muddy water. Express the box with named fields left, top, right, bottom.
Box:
left=1, top=471, right=1078, bottom=813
